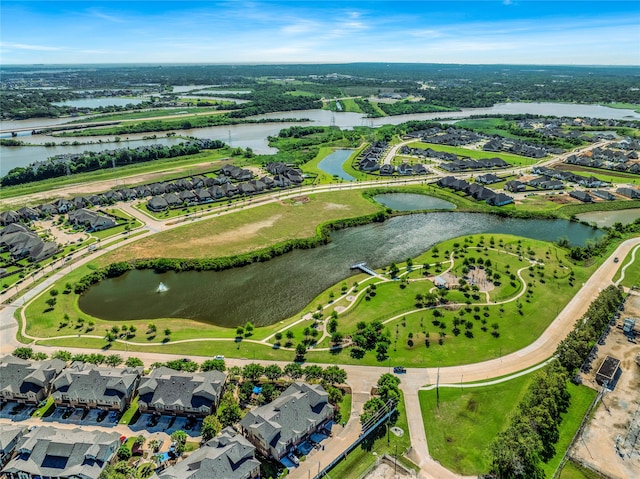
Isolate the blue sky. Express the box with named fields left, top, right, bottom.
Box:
left=1, top=1, right=639, bottom=65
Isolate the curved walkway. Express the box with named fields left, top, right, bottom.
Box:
left=615, top=242, right=640, bottom=286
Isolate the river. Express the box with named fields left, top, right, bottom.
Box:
left=3, top=101, right=639, bottom=178
left=78, top=211, right=602, bottom=327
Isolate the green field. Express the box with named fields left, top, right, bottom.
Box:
left=66, top=107, right=229, bottom=124
left=612, top=243, right=640, bottom=287
left=559, top=460, right=607, bottom=479
left=419, top=376, right=597, bottom=476
left=0, top=149, right=238, bottom=203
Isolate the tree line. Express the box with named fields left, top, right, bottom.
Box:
left=73, top=211, right=388, bottom=294
left=486, top=285, right=624, bottom=478
left=1, top=139, right=225, bottom=186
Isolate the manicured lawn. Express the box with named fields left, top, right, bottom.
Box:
left=119, top=395, right=139, bottom=425
left=612, top=243, right=640, bottom=288
left=326, top=391, right=415, bottom=479
left=31, top=396, right=54, bottom=418
left=559, top=459, right=606, bottom=479
left=419, top=375, right=597, bottom=477
left=419, top=372, right=534, bottom=475
left=409, top=141, right=539, bottom=166
left=555, top=165, right=640, bottom=184
left=542, top=383, right=597, bottom=478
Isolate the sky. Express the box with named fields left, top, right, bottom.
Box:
left=1, top=1, right=639, bottom=65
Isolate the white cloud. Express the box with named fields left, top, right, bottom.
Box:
left=0, top=42, right=64, bottom=51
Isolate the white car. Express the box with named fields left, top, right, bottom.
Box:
left=213, top=355, right=225, bottom=360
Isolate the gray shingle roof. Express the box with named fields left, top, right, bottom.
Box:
left=51, top=362, right=141, bottom=407
left=153, top=427, right=259, bottom=479
left=239, top=382, right=333, bottom=458
left=0, top=356, right=66, bottom=399
left=138, top=367, right=226, bottom=413
left=2, top=426, right=121, bottom=479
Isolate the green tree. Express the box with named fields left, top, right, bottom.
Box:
left=125, top=357, right=144, bottom=367
left=201, top=415, right=222, bottom=441
left=284, top=362, right=303, bottom=380
left=242, top=363, right=265, bottom=381
left=303, top=365, right=323, bottom=381
left=264, top=364, right=282, bottom=381
left=217, top=400, right=243, bottom=427
left=201, top=359, right=226, bottom=372
left=322, top=365, right=347, bottom=385
left=360, top=396, right=387, bottom=425
left=12, top=347, right=33, bottom=360
left=170, top=430, right=188, bottom=455
left=105, top=354, right=123, bottom=367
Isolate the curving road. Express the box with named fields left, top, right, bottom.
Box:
left=0, top=138, right=637, bottom=479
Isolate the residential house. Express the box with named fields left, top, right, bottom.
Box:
left=0, top=426, right=27, bottom=468
left=165, top=192, right=182, bottom=208
left=137, top=367, right=226, bottom=418
left=379, top=164, right=395, bottom=176
left=16, top=208, right=40, bottom=222
left=68, top=209, right=117, bottom=232
left=358, top=158, right=379, bottom=172
left=413, top=164, right=429, bottom=175
left=0, top=211, right=20, bottom=226
left=616, top=187, right=640, bottom=199
left=504, top=180, right=526, bottom=193
left=476, top=173, right=500, bottom=185
left=239, top=382, right=334, bottom=460
left=152, top=427, right=260, bottom=479
left=37, top=204, right=58, bottom=217
left=54, top=199, right=73, bottom=213
left=147, top=196, right=169, bottom=212
left=194, top=188, right=213, bottom=203
left=51, top=362, right=142, bottom=411
left=487, top=193, right=514, bottom=207
left=592, top=190, right=615, bottom=201
left=0, top=356, right=66, bottom=405
left=1, top=426, right=121, bottom=479
left=397, top=163, right=413, bottom=175
left=0, top=224, right=58, bottom=262
left=539, top=180, right=564, bottom=190
left=569, top=191, right=593, bottom=203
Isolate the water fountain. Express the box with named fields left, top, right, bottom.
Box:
left=156, top=282, right=169, bottom=293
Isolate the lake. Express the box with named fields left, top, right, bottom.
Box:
left=576, top=208, right=640, bottom=228
left=374, top=193, right=456, bottom=211
left=317, top=149, right=356, bottom=181
left=78, top=212, right=602, bottom=327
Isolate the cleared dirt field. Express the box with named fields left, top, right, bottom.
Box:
left=570, top=292, right=640, bottom=479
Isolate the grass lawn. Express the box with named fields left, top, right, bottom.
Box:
left=612, top=243, right=640, bottom=288
left=554, top=165, right=640, bottom=185
left=542, top=383, right=597, bottom=478
left=559, top=459, right=607, bottom=479
left=409, top=141, right=540, bottom=167
left=31, top=396, right=55, bottom=418
left=101, top=189, right=381, bottom=263
left=326, top=391, right=415, bottom=479
left=0, top=149, right=238, bottom=202
left=119, top=395, right=140, bottom=425
left=419, top=375, right=597, bottom=477
left=453, top=118, right=521, bottom=139
left=419, top=372, right=534, bottom=475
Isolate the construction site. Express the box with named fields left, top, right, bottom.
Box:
left=570, top=291, right=640, bottom=479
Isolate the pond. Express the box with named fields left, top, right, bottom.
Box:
left=374, top=193, right=456, bottom=211
left=78, top=212, right=602, bottom=328
left=317, top=150, right=356, bottom=181
left=576, top=208, right=640, bottom=228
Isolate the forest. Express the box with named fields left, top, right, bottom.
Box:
left=2, top=63, right=638, bottom=119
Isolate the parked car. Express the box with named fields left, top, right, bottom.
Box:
left=614, top=257, right=619, bottom=263
left=393, top=366, right=406, bottom=374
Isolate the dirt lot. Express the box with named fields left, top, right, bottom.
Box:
left=364, top=459, right=414, bottom=479
left=570, top=292, right=640, bottom=479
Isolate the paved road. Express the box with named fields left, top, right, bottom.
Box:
left=0, top=138, right=635, bottom=479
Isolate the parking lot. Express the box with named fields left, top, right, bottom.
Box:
left=0, top=402, right=35, bottom=421
left=43, top=406, right=120, bottom=427
left=129, top=413, right=202, bottom=437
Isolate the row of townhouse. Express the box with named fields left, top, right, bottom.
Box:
left=437, top=176, right=514, bottom=207
left=1, top=355, right=333, bottom=478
